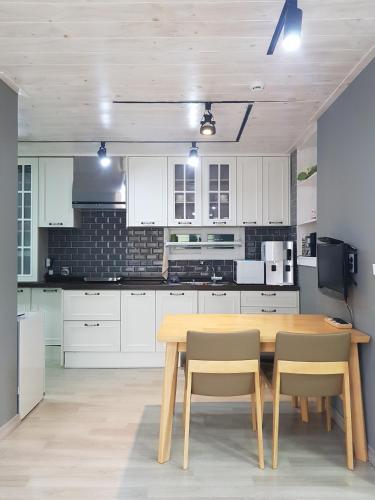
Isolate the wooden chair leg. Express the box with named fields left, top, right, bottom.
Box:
left=343, top=369, right=354, bottom=470
left=171, top=354, right=179, bottom=416
left=260, top=374, right=266, bottom=420
left=251, top=394, right=257, bottom=432
left=182, top=376, right=187, bottom=427
left=325, top=397, right=332, bottom=432
left=291, top=396, right=299, bottom=409
left=316, top=397, right=324, bottom=413
left=300, top=397, right=309, bottom=423
left=254, top=372, right=264, bottom=469
left=272, top=369, right=281, bottom=469
left=182, top=372, right=192, bottom=470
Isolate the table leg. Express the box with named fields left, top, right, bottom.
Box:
left=158, top=342, right=179, bottom=464
left=349, top=344, right=367, bottom=462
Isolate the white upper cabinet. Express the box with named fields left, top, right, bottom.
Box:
left=236, top=157, right=263, bottom=226
left=38, top=157, right=77, bottom=228
left=262, top=157, right=290, bottom=226
left=127, top=157, right=168, bottom=227
left=168, top=157, right=202, bottom=226
left=202, top=157, right=237, bottom=226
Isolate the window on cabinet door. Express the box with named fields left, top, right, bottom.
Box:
left=17, top=163, right=33, bottom=277
left=174, top=163, right=196, bottom=220
left=208, top=163, right=230, bottom=220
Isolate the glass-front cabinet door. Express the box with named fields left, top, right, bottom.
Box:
left=17, top=158, right=38, bottom=281
left=202, top=157, right=236, bottom=226
left=167, top=158, right=201, bottom=226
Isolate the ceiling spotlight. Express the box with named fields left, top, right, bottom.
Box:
left=200, top=103, right=216, bottom=136
left=187, top=142, right=199, bottom=168
left=97, top=141, right=111, bottom=167
left=267, top=0, right=303, bottom=55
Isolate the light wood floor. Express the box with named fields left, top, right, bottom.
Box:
left=0, top=348, right=374, bottom=500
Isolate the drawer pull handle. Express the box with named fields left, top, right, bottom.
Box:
left=140, top=221, right=155, bottom=225
left=131, top=292, right=146, bottom=296
left=43, top=289, right=58, bottom=293
left=212, top=221, right=227, bottom=225
left=48, top=222, right=63, bottom=226
left=84, top=292, right=100, bottom=296
left=177, top=221, right=192, bottom=225
left=17, top=289, right=24, bottom=293
left=243, top=221, right=257, bottom=225
left=84, top=323, right=100, bottom=327
left=212, top=292, right=227, bottom=296
left=261, top=292, right=277, bottom=297
left=169, top=292, right=185, bottom=296
left=262, top=309, right=277, bottom=313
left=269, top=221, right=283, bottom=225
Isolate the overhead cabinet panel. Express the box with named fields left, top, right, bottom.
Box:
left=38, top=157, right=77, bottom=227
left=127, top=156, right=168, bottom=227
left=262, top=157, right=290, bottom=226
left=236, top=157, right=263, bottom=226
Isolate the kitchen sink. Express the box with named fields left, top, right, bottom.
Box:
left=167, top=280, right=231, bottom=286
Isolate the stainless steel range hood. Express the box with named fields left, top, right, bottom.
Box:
left=72, top=156, right=126, bottom=210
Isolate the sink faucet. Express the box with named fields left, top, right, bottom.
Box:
left=209, top=265, right=222, bottom=283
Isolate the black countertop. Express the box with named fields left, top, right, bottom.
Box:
left=18, top=278, right=299, bottom=292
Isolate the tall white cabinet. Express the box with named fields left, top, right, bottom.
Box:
left=127, top=157, right=168, bottom=227
left=236, top=157, right=263, bottom=226
left=262, top=157, right=290, bottom=226
left=38, top=157, right=77, bottom=228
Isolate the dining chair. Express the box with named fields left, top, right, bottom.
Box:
left=183, top=330, right=264, bottom=470
left=262, top=331, right=353, bottom=470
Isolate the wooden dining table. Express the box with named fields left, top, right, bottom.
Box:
left=157, top=313, right=370, bottom=464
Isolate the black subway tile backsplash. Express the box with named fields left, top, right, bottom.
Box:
left=48, top=210, right=296, bottom=280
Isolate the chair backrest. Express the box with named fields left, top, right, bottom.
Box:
left=275, top=332, right=351, bottom=397
left=186, top=330, right=260, bottom=396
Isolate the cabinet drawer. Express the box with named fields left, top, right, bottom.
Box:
left=241, top=291, right=298, bottom=308
left=198, top=290, right=241, bottom=314
left=64, top=321, right=120, bottom=352
left=63, top=290, right=120, bottom=320
left=241, top=306, right=299, bottom=315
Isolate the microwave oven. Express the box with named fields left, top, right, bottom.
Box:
left=233, top=260, right=265, bottom=284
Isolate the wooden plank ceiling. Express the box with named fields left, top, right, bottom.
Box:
left=1, top=0, right=375, bottom=153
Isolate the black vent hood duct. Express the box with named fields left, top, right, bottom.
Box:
left=72, top=156, right=126, bottom=210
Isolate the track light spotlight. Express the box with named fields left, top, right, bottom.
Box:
left=200, top=103, right=216, bottom=136
left=267, top=0, right=303, bottom=55
left=187, top=142, right=199, bottom=168
left=97, top=141, right=111, bottom=167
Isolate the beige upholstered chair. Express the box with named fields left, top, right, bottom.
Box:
left=262, top=332, right=353, bottom=470
left=183, top=330, right=264, bottom=470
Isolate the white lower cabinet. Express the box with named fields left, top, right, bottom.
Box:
left=198, top=290, right=241, bottom=314
left=64, top=321, right=120, bottom=352
left=121, top=291, right=156, bottom=352
left=240, top=290, right=299, bottom=314
left=63, top=290, right=121, bottom=321
left=31, top=288, right=63, bottom=345
left=17, top=288, right=31, bottom=314
left=156, top=290, right=198, bottom=351
left=241, top=306, right=298, bottom=314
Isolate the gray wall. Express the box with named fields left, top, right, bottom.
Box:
left=299, top=59, right=375, bottom=451
left=0, top=81, right=18, bottom=427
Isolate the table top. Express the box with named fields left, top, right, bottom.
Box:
left=157, top=314, right=370, bottom=344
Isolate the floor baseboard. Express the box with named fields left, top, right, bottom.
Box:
left=0, top=414, right=20, bottom=440
left=332, top=406, right=374, bottom=467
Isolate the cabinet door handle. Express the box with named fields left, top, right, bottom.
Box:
left=131, top=292, right=146, bottom=296
left=269, top=221, right=283, bottom=225
left=84, top=292, right=100, bottom=296
left=43, top=289, right=58, bottom=293
left=169, top=292, right=185, bottom=296
left=213, top=221, right=227, bottom=225
left=243, top=221, right=257, bottom=225
left=261, top=292, right=277, bottom=297
left=17, top=289, right=24, bottom=293
left=48, top=222, right=63, bottom=226
left=261, top=309, right=277, bottom=313
left=84, top=323, right=100, bottom=327
left=177, top=221, right=192, bottom=225
left=140, top=221, right=155, bottom=225
left=212, top=292, right=227, bottom=296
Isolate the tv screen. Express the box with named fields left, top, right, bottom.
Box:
left=317, top=241, right=348, bottom=299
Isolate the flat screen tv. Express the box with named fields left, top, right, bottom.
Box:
left=317, top=239, right=349, bottom=300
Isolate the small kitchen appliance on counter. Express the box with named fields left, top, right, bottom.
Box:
left=261, top=241, right=295, bottom=285
left=233, top=260, right=265, bottom=284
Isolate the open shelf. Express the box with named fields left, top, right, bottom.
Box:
left=297, top=256, right=317, bottom=267
left=165, top=241, right=242, bottom=248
